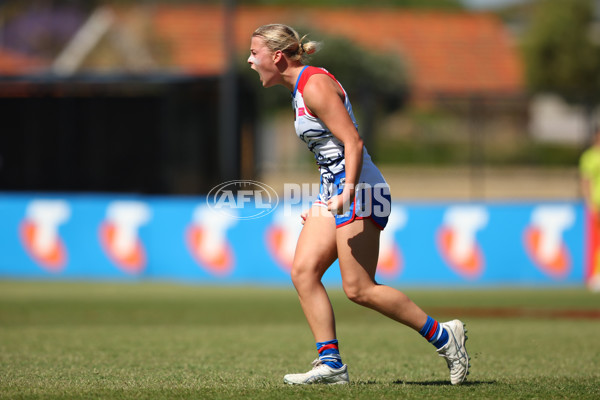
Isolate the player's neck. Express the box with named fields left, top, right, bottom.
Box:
left=281, top=64, right=306, bottom=92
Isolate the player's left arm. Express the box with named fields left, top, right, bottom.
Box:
left=302, top=74, right=363, bottom=215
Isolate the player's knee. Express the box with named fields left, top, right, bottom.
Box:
left=290, top=258, right=321, bottom=287
left=289, top=265, right=305, bottom=287
left=343, top=282, right=372, bottom=307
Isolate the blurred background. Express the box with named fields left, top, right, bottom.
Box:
left=1, top=5, right=599, bottom=397
left=1, top=0, right=598, bottom=199
left=1, top=0, right=599, bottom=288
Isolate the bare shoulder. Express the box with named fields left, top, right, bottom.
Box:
left=304, top=73, right=339, bottom=94
left=302, top=73, right=344, bottom=110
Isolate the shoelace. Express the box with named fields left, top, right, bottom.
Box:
left=439, top=340, right=463, bottom=368
left=310, top=358, right=341, bottom=371
left=445, top=357, right=458, bottom=369
left=441, top=350, right=465, bottom=370
left=310, top=358, right=323, bottom=369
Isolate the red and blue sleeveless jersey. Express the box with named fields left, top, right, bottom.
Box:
left=292, top=66, right=356, bottom=175
left=292, top=66, right=388, bottom=190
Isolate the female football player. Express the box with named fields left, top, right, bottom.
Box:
left=248, top=24, right=470, bottom=385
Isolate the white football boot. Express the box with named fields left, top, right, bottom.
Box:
left=284, top=358, right=349, bottom=385
left=437, top=319, right=471, bottom=385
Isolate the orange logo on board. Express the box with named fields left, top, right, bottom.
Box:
left=99, top=201, right=151, bottom=274
left=186, top=205, right=236, bottom=276
left=19, top=200, right=70, bottom=272
left=523, top=205, right=574, bottom=279
left=436, top=206, right=488, bottom=279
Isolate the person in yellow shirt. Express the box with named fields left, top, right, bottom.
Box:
left=579, top=126, right=600, bottom=291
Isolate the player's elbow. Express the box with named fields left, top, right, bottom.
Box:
left=348, top=135, right=363, bottom=150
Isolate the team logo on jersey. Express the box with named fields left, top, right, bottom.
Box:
left=99, top=201, right=151, bottom=274
left=523, top=205, right=574, bottom=279
left=186, top=205, right=236, bottom=276
left=206, top=180, right=279, bottom=220
left=19, top=200, right=70, bottom=272
left=376, top=206, right=407, bottom=278
left=266, top=207, right=303, bottom=273
left=437, top=206, right=488, bottom=279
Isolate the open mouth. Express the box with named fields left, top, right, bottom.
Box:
left=255, top=71, right=265, bottom=85
left=250, top=67, right=261, bottom=80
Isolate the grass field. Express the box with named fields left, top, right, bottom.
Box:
left=1, top=281, right=599, bottom=399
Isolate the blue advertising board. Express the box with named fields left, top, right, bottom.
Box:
left=0, top=193, right=584, bottom=287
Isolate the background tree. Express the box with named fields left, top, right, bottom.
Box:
left=522, top=0, right=600, bottom=139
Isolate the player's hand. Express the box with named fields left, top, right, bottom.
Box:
left=327, top=190, right=353, bottom=215
left=300, top=210, right=309, bottom=225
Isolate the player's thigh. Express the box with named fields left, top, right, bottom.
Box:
left=292, top=205, right=338, bottom=279
left=336, top=218, right=381, bottom=284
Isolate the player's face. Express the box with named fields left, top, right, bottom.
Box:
left=248, top=36, right=279, bottom=88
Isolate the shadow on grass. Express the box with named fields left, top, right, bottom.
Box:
left=392, top=380, right=496, bottom=386
left=352, top=380, right=496, bottom=386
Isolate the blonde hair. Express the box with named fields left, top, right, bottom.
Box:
left=252, top=24, right=320, bottom=62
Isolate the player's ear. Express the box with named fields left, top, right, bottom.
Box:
left=272, top=50, right=283, bottom=63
